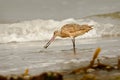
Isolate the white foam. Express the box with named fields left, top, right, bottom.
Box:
left=0, top=18, right=118, bottom=43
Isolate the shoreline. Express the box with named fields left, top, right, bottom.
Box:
left=0, top=50, right=120, bottom=80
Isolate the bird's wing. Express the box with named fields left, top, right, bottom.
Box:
left=61, top=24, right=83, bottom=33
left=61, top=24, right=92, bottom=37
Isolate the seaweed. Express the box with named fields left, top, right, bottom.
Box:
left=0, top=71, right=63, bottom=80
left=118, top=57, right=120, bottom=70
left=70, top=47, right=116, bottom=74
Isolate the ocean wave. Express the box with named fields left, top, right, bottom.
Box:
left=0, top=18, right=119, bottom=43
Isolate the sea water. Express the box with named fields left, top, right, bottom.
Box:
left=0, top=13, right=120, bottom=75
left=0, top=17, right=120, bottom=43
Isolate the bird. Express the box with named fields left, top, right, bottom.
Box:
left=44, top=23, right=93, bottom=55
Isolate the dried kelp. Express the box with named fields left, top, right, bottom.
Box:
left=70, top=47, right=119, bottom=74
left=0, top=71, right=63, bottom=80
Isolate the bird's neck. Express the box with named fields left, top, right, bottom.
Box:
left=55, top=31, right=61, bottom=37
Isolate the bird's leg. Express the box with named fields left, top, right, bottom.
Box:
left=72, top=37, right=76, bottom=55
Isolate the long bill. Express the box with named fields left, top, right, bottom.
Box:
left=44, top=36, right=55, bottom=48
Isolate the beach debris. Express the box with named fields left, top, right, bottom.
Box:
left=80, top=74, right=96, bottom=80
left=118, top=56, right=120, bottom=70
left=44, top=23, right=93, bottom=55
left=22, top=68, right=31, bottom=79
left=70, top=47, right=116, bottom=74
left=0, top=71, right=63, bottom=80
left=8, top=74, right=24, bottom=80
left=93, top=59, right=114, bottom=71
left=89, top=47, right=101, bottom=67
left=6, top=69, right=30, bottom=80
left=70, top=47, right=101, bottom=74
left=0, top=75, right=7, bottom=80
left=31, top=72, right=63, bottom=80
left=23, top=68, right=29, bottom=76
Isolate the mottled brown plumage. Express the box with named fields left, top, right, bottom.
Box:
left=44, top=23, right=93, bottom=55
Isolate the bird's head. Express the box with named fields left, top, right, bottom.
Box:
left=53, top=30, right=60, bottom=37
left=44, top=30, right=59, bottom=49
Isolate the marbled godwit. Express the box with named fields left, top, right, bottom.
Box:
left=44, top=23, right=93, bottom=55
